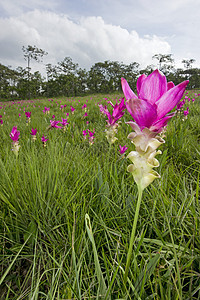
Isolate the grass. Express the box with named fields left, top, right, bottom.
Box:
left=0, top=92, right=200, bottom=299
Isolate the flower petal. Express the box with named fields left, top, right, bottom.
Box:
left=150, top=112, right=175, bottom=132
left=121, top=78, right=137, bottom=100
left=156, top=80, right=189, bottom=119
left=139, top=69, right=167, bottom=105
left=137, top=74, right=147, bottom=95
left=126, top=98, right=157, bottom=129
left=167, top=81, right=175, bottom=90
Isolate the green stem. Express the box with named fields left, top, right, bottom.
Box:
left=124, top=185, right=143, bottom=284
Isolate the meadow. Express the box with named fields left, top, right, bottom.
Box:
left=0, top=90, right=199, bottom=299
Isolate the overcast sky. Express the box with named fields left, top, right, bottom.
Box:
left=0, top=0, right=199, bottom=77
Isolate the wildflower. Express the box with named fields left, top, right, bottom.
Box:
left=48, top=120, right=62, bottom=129
left=83, top=130, right=88, bottom=139
left=30, top=128, right=37, bottom=141
left=122, top=69, right=189, bottom=190
left=88, top=129, right=95, bottom=145
left=183, top=107, right=189, bottom=120
left=25, top=111, right=31, bottom=124
left=41, top=134, right=48, bottom=147
left=71, top=106, right=75, bottom=114
left=119, top=145, right=128, bottom=155
left=10, top=126, right=20, bottom=155
left=0, top=119, right=3, bottom=125
left=99, top=97, right=126, bottom=144
left=43, top=107, right=50, bottom=114
left=61, top=118, right=69, bottom=132
left=122, top=71, right=188, bottom=284
left=122, top=69, right=189, bottom=133
left=83, top=112, right=88, bottom=118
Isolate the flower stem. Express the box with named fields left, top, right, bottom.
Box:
left=124, top=185, right=143, bottom=284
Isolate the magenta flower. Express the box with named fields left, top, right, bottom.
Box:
left=184, top=107, right=189, bottom=116
left=61, top=118, right=69, bottom=127
left=82, top=104, right=87, bottom=109
left=122, top=69, right=189, bottom=132
left=25, top=112, right=31, bottom=119
left=119, top=145, right=128, bottom=155
left=30, top=128, right=37, bottom=141
left=43, top=107, right=50, bottom=114
left=83, top=130, right=88, bottom=139
left=0, top=119, right=3, bottom=125
left=41, top=134, right=48, bottom=143
left=30, top=128, right=37, bottom=136
left=49, top=120, right=62, bottom=129
left=99, top=97, right=126, bottom=126
left=71, top=106, right=75, bottom=113
left=10, top=126, right=20, bottom=142
left=88, top=129, right=95, bottom=144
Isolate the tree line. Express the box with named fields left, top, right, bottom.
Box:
left=0, top=45, right=199, bottom=100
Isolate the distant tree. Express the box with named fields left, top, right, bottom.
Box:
left=152, top=54, right=174, bottom=72
left=182, top=58, right=196, bottom=83
left=22, top=45, right=48, bottom=98
left=182, top=58, right=196, bottom=69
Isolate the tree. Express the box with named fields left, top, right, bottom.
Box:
left=152, top=54, right=174, bottom=71
left=22, top=45, right=48, bottom=98
left=182, top=58, right=196, bottom=69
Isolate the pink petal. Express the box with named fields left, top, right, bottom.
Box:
left=139, top=69, right=167, bottom=105
left=121, top=78, right=137, bottom=100
left=126, top=98, right=157, bottom=129
left=150, top=112, right=175, bottom=132
left=167, top=81, right=175, bottom=90
left=156, top=80, right=189, bottom=119
left=137, top=74, right=147, bottom=95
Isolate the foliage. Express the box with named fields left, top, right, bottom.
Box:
left=1, top=51, right=200, bottom=100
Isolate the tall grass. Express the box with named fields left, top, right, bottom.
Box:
left=0, top=93, right=199, bottom=299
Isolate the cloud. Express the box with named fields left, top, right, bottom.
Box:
left=0, top=9, right=171, bottom=75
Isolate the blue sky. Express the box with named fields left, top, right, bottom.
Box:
left=0, top=0, right=199, bottom=76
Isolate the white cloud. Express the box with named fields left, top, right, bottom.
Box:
left=0, top=9, right=171, bottom=75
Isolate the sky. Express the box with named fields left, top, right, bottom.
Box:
left=0, top=0, right=200, bottom=77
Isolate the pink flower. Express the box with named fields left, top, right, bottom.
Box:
left=10, top=126, right=20, bottom=142
left=30, top=128, right=37, bottom=135
left=83, top=130, right=88, bottom=138
left=41, top=134, right=48, bottom=147
left=122, top=69, right=189, bottom=133
left=61, top=118, right=69, bottom=127
left=0, top=119, right=3, bottom=125
left=88, top=129, right=95, bottom=144
left=99, top=97, right=126, bottom=126
left=43, top=107, right=50, bottom=114
left=184, top=107, right=189, bottom=116
left=30, top=128, right=37, bottom=141
left=25, top=112, right=31, bottom=119
left=71, top=106, right=75, bottom=113
left=41, top=135, right=48, bottom=142
left=119, top=145, right=128, bottom=155
left=50, top=120, right=62, bottom=129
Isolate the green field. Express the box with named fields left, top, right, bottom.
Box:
left=0, top=92, right=199, bottom=299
